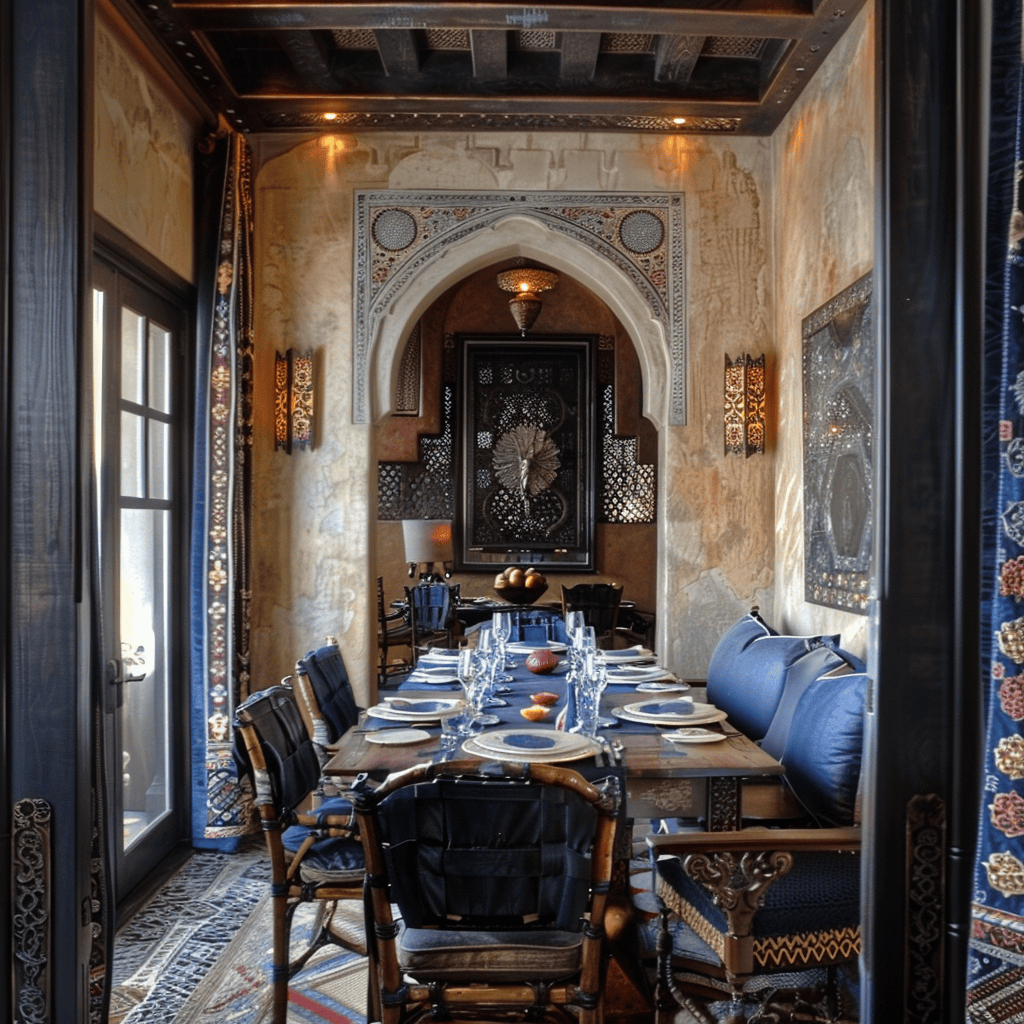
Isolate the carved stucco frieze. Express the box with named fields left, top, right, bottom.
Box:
left=353, top=191, right=687, bottom=426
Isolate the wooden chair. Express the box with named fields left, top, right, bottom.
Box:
left=233, top=686, right=365, bottom=1024
left=404, top=580, right=457, bottom=656
left=354, top=759, right=621, bottom=1024
left=377, top=575, right=414, bottom=686
left=560, top=582, right=623, bottom=648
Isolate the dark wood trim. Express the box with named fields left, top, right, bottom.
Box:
left=94, top=213, right=196, bottom=306
left=7, top=0, right=94, bottom=1018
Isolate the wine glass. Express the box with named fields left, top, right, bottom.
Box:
left=458, top=648, right=500, bottom=726
left=565, top=611, right=586, bottom=646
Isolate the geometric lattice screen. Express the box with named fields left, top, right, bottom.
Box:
left=378, top=332, right=655, bottom=525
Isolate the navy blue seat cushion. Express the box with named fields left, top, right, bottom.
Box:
left=398, top=924, right=584, bottom=982
left=300, top=645, right=359, bottom=743
left=780, top=672, right=868, bottom=826
left=655, top=847, right=860, bottom=944
left=283, top=794, right=364, bottom=878
left=706, top=611, right=841, bottom=741
left=759, top=645, right=866, bottom=761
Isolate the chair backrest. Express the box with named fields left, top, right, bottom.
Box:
left=405, top=582, right=454, bottom=631
left=234, top=685, right=321, bottom=817
left=479, top=607, right=568, bottom=644
left=293, top=644, right=359, bottom=746
left=560, top=583, right=623, bottom=637
left=356, top=761, right=620, bottom=932
left=376, top=575, right=392, bottom=633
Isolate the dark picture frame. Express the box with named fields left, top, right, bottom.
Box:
left=457, top=334, right=596, bottom=571
left=801, top=273, right=875, bottom=613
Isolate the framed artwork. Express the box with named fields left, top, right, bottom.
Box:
left=802, top=273, right=874, bottom=613
left=458, top=335, right=596, bottom=571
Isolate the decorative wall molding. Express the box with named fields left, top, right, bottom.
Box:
left=353, top=190, right=687, bottom=426
left=13, top=798, right=51, bottom=1024
left=906, top=793, right=945, bottom=1023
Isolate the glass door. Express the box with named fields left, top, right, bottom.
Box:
left=92, top=256, right=189, bottom=899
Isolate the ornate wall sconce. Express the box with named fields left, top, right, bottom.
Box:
left=274, top=348, right=315, bottom=452
left=402, top=519, right=454, bottom=581
left=496, top=266, right=559, bottom=335
left=724, top=352, right=766, bottom=457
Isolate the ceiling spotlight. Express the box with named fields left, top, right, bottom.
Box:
left=323, top=112, right=337, bottom=121
left=673, top=117, right=686, bottom=125
left=496, top=266, right=559, bottom=335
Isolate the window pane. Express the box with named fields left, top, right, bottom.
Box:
left=149, top=419, right=170, bottom=500
left=121, top=411, right=144, bottom=498
left=149, top=323, right=171, bottom=415
left=120, top=507, right=170, bottom=848
left=121, top=307, right=146, bottom=405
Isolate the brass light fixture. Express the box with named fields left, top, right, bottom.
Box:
left=496, top=266, right=559, bottom=335
left=724, top=352, right=766, bottom=457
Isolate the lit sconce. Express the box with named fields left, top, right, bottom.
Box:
left=402, top=519, right=454, bottom=582
left=496, top=266, right=559, bottom=335
left=274, top=348, right=314, bottom=453
left=724, top=353, right=766, bottom=457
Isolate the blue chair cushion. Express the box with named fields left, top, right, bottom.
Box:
left=759, top=645, right=866, bottom=761
left=654, top=848, right=860, bottom=952
left=300, top=645, right=359, bottom=743
left=282, top=815, right=365, bottom=879
left=706, top=612, right=841, bottom=741
left=780, top=672, right=868, bottom=826
left=398, top=925, right=584, bottom=982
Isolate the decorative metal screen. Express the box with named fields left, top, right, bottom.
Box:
left=458, top=336, right=595, bottom=570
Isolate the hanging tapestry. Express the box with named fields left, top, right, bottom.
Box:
left=189, top=130, right=256, bottom=849
left=968, top=1, right=1024, bottom=1016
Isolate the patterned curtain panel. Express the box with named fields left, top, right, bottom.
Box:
left=190, top=130, right=256, bottom=849
left=969, top=1, right=1024, bottom=1014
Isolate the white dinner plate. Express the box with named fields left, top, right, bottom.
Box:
left=605, top=665, right=674, bottom=681
left=635, top=681, right=691, bottom=693
left=405, top=673, right=462, bottom=686
left=612, top=701, right=728, bottom=727
left=507, top=641, right=568, bottom=655
left=663, top=728, right=727, bottom=744
left=364, top=728, right=433, bottom=746
left=461, top=730, right=600, bottom=763
left=596, top=647, right=656, bottom=664
left=418, top=650, right=461, bottom=663
left=367, top=698, right=462, bottom=722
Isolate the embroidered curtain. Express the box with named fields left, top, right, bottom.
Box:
left=189, top=130, right=256, bottom=849
left=968, top=0, right=1024, bottom=1014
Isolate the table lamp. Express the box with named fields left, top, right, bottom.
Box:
left=402, top=519, right=454, bottom=582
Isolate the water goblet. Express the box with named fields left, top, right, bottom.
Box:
left=458, top=648, right=500, bottom=726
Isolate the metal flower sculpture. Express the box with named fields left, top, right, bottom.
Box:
left=493, top=424, right=560, bottom=517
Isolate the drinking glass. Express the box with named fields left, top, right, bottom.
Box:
left=458, top=648, right=500, bottom=725
left=490, top=611, right=517, bottom=677
left=565, top=611, right=586, bottom=645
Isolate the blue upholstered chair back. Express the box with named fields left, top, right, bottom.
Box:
left=406, top=582, right=454, bottom=631
left=477, top=608, right=569, bottom=644
left=375, top=776, right=597, bottom=930
left=234, top=686, right=321, bottom=813
left=705, top=610, right=842, bottom=741
left=297, top=644, right=359, bottom=744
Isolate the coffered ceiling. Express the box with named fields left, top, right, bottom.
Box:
left=122, top=0, right=868, bottom=136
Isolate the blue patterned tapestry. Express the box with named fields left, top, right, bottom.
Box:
left=189, top=130, right=257, bottom=849
left=968, top=2, right=1024, bottom=1017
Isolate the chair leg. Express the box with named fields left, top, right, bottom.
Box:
left=271, top=892, right=291, bottom=1024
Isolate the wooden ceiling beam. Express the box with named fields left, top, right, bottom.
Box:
left=470, top=29, right=507, bottom=80
left=373, top=28, right=419, bottom=75
left=559, top=31, right=601, bottom=82
left=279, top=30, right=336, bottom=91
left=653, top=34, right=704, bottom=84
left=173, top=2, right=816, bottom=38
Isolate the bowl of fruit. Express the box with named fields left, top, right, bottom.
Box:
left=492, top=566, right=548, bottom=604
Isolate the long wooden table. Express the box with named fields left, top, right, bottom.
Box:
left=324, top=666, right=782, bottom=831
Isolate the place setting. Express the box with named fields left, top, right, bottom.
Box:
left=460, top=727, right=601, bottom=764
left=611, top=696, right=727, bottom=727
left=365, top=695, right=464, bottom=725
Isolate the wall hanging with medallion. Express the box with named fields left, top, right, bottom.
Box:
left=801, top=273, right=874, bottom=613
left=459, top=335, right=596, bottom=571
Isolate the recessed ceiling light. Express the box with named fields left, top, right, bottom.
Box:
left=324, top=112, right=337, bottom=121
left=672, top=117, right=686, bottom=125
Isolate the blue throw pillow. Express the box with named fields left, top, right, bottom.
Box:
left=760, top=645, right=866, bottom=760
left=706, top=611, right=840, bottom=740
left=780, top=672, right=868, bottom=827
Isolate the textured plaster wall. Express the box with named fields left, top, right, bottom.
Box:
left=771, top=2, right=875, bottom=659
left=94, top=8, right=198, bottom=283
left=251, top=131, right=777, bottom=701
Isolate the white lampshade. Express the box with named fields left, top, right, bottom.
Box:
left=402, top=520, right=454, bottom=565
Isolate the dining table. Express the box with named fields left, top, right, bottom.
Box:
left=322, top=641, right=783, bottom=831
